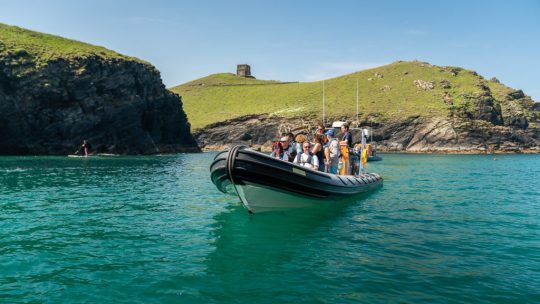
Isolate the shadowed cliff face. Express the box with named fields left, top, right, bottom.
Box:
left=0, top=52, right=198, bottom=155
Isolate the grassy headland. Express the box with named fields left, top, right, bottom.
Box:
left=0, top=23, right=148, bottom=66
left=171, top=61, right=535, bottom=130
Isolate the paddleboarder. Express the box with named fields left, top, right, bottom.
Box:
left=79, top=140, right=91, bottom=157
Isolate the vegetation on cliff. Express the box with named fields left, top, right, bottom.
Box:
left=0, top=23, right=147, bottom=66
left=171, top=61, right=538, bottom=130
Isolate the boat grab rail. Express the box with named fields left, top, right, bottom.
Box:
left=226, top=145, right=247, bottom=184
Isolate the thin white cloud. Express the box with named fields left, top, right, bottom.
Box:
left=303, top=61, right=387, bottom=81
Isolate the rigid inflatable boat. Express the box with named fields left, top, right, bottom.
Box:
left=210, top=145, right=383, bottom=213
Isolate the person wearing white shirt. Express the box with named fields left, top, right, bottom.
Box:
left=293, top=141, right=319, bottom=170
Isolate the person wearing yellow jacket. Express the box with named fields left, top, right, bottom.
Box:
left=361, top=146, right=368, bottom=166
left=338, top=143, right=349, bottom=175
left=339, top=123, right=353, bottom=175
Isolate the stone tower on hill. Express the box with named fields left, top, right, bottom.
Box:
left=236, top=64, right=255, bottom=78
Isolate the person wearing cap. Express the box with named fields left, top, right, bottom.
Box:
left=279, top=136, right=293, bottom=161
left=325, top=129, right=340, bottom=174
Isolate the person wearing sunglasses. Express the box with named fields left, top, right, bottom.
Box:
left=270, top=141, right=288, bottom=161
left=316, top=123, right=325, bottom=135
left=293, top=141, right=319, bottom=170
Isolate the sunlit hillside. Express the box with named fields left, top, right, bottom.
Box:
left=171, top=61, right=534, bottom=130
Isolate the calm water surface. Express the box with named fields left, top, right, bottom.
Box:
left=1, top=153, right=539, bottom=303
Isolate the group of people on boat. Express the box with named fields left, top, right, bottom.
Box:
left=270, top=123, right=354, bottom=175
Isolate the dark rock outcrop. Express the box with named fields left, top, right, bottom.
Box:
left=507, top=89, right=525, bottom=100
left=0, top=53, right=198, bottom=155
left=497, top=89, right=537, bottom=129
left=475, top=91, right=503, bottom=125
left=507, top=115, right=529, bottom=129
left=452, top=84, right=503, bottom=126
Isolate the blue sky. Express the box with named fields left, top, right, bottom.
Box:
left=1, top=0, right=539, bottom=100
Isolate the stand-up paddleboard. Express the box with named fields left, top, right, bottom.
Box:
left=67, top=153, right=119, bottom=158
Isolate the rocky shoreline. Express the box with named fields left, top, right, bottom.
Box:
left=193, top=114, right=540, bottom=154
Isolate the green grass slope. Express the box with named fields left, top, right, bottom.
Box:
left=0, top=23, right=147, bottom=65
left=171, top=61, right=515, bottom=130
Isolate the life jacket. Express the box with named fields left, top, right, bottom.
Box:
left=361, top=148, right=368, bottom=165
left=296, top=152, right=313, bottom=166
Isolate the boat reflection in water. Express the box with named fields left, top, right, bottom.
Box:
left=199, top=201, right=357, bottom=302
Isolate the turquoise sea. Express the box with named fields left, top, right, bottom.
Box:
left=1, top=153, right=539, bottom=303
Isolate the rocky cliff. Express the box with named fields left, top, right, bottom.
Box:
left=0, top=24, right=198, bottom=155
left=194, top=113, right=540, bottom=153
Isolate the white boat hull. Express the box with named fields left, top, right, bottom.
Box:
left=233, top=182, right=331, bottom=213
